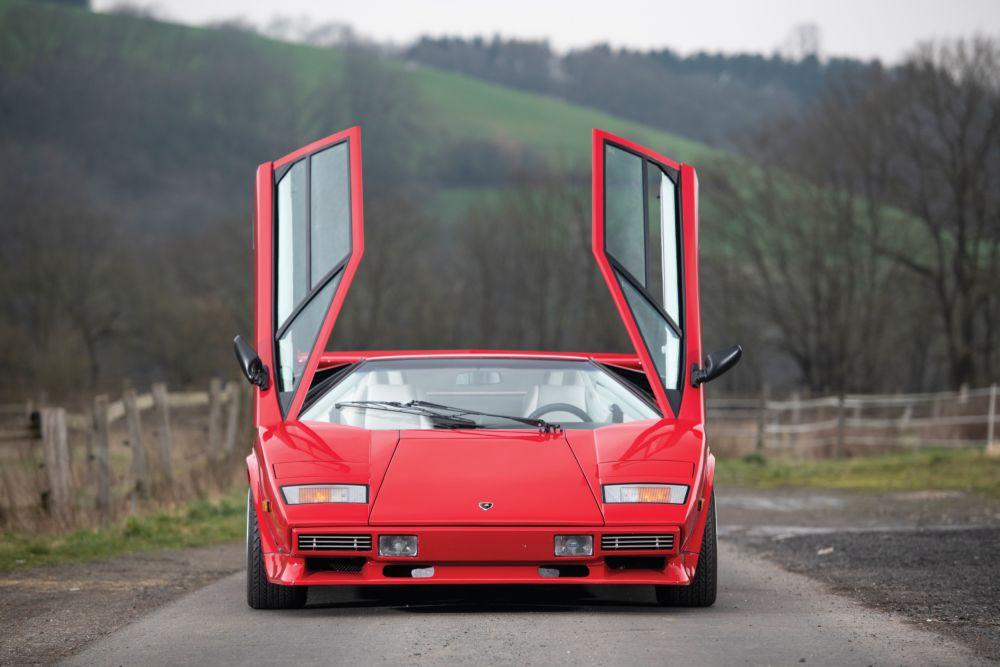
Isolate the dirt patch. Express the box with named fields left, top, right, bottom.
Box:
left=718, top=487, right=1000, bottom=662
left=0, top=542, right=242, bottom=665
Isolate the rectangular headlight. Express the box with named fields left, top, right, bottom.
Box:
left=602, top=484, right=688, bottom=504
left=281, top=484, right=368, bottom=504
left=379, top=535, right=418, bottom=557
left=554, top=535, right=593, bottom=557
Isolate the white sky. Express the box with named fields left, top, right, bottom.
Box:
left=94, top=0, right=1000, bottom=62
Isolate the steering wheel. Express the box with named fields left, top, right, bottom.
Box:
left=527, top=403, right=592, bottom=423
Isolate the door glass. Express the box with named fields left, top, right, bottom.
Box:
left=273, top=137, right=354, bottom=414
left=657, top=169, right=681, bottom=325
left=310, top=143, right=351, bottom=284
left=618, top=276, right=681, bottom=390
left=604, top=145, right=645, bottom=285
left=646, top=165, right=663, bottom=308
left=276, top=160, right=308, bottom=326
left=276, top=274, right=342, bottom=400
left=602, top=141, right=685, bottom=403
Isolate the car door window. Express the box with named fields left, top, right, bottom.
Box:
left=601, top=140, right=684, bottom=410
left=274, top=140, right=353, bottom=412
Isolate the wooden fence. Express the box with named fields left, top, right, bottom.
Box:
left=4, top=381, right=997, bottom=527
left=707, top=384, right=999, bottom=459
left=0, top=379, right=251, bottom=530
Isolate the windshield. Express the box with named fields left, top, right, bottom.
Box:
left=300, top=358, right=660, bottom=430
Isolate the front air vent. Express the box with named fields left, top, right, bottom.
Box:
left=305, top=557, right=366, bottom=573
left=601, top=534, right=675, bottom=551
left=298, top=534, right=372, bottom=551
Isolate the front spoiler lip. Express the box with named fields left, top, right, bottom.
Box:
left=265, top=524, right=692, bottom=586
left=264, top=553, right=696, bottom=586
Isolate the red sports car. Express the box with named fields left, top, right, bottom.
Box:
left=234, top=127, right=741, bottom=609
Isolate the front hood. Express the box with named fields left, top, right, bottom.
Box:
left=370, top=430, right=603, bottom=525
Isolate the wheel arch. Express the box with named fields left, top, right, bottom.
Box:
left=681, top=449, right=716, bottom=559
left=246, top=452, right=280, bottom=555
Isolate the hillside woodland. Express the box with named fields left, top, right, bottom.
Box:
left=0, top=2, right=997, bottom=400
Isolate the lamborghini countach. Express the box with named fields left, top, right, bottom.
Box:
left=234, top=127, right=741, bottom=609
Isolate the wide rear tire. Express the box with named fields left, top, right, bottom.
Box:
left=246, top=489, right=307, bottom=610
left=655, top=490, right=717, bottom=607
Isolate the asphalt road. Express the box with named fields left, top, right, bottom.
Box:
left=63, top=540, right=985, bottom=667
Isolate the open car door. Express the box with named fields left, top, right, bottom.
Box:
left=253, top=127, right=364, bottom=425
left=592, top=129, right=703, bottom=419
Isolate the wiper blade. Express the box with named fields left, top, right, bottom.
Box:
left=334, top=401, right=478, bottom=428
left=407, top=400, right=562, bottom=434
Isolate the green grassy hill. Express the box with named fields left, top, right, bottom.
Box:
left=0, top=0, right=716, bottom=231
left=411, top=65, right=713, bottom=165
left=0, top=0, right=729, bottom=384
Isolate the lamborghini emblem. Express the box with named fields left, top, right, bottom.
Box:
left=478, top=501, right=494, bottom=511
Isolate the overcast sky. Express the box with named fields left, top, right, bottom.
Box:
left=94, top=0, right=1000, bottom=62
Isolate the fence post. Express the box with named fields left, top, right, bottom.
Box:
left=987, top=384, right=998, bottom=457
left=834, top=393, right=847, bottom=459
left=123, top=387, right=150, bottom=501
left=207, top=378, right=224, bottom=459
left=151, top=382, right=174, bottom=486
left=755, top=384, right=769, bottom=454
left=93, top=396, right=112, bottom=523
left=222, top=381, right=241, bottom=457
left=40, top=407, right=72, bottom=523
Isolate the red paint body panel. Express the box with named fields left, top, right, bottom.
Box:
left=245, top=128, right=715, bottom=589
left=370, top=432, right=603, bottom=525
left=267, top=556, right=696, bottom=587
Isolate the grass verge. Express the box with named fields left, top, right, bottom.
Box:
left=716, top=447, right=1000, bottom=497
left=0, top=491, right=245, bottom=572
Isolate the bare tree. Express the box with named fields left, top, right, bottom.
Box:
left=705, top=37, right=1000, bottom=392
left=702, top=123, right=909, bottom=394
left=0, top=181, right=125, bottom=394
left=819, top=38, right=1000, bottom=387
left=454, top=170, right=629, bottom=352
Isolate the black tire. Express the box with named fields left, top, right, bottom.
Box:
left=655, top=490, right=717, bottom=607
left=246, top=489, right=307, bottom=610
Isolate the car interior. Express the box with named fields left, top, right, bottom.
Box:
left=300, top=360, right=660, bottom=429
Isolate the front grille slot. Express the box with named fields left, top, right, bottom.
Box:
left=298, top=534, right=372, bottom=551
left=305, top=557, right=366, bottom=573
left=601, top=534, right=674, bottom=551
left=606, top=556, right=666, bottom=571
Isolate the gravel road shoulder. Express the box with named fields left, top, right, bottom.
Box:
left=718, top=487, right=1000, bottom=662
left=0, top=542, right=243, bottom=665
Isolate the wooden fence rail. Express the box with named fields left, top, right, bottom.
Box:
left=2, top=381, right=997, bottom=525
left=0, top=379, right=249, bottom=528
left=707, top=383, right=1000, bottom=458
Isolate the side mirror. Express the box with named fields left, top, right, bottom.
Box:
left=691, top=344, right=742, bottom=387
left=233, top=335, right=270, bottom=390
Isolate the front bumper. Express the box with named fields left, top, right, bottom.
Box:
left=263, top=525, right=696, bottom=586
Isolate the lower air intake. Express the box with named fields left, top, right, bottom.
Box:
left=601, top=534, right=675, bottom=551
left=298, top=534, right=372, bottom=551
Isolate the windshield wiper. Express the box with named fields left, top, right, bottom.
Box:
left=334, top=401, right=478, bottom=429
left=406, top=400, right=562, bottom=434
